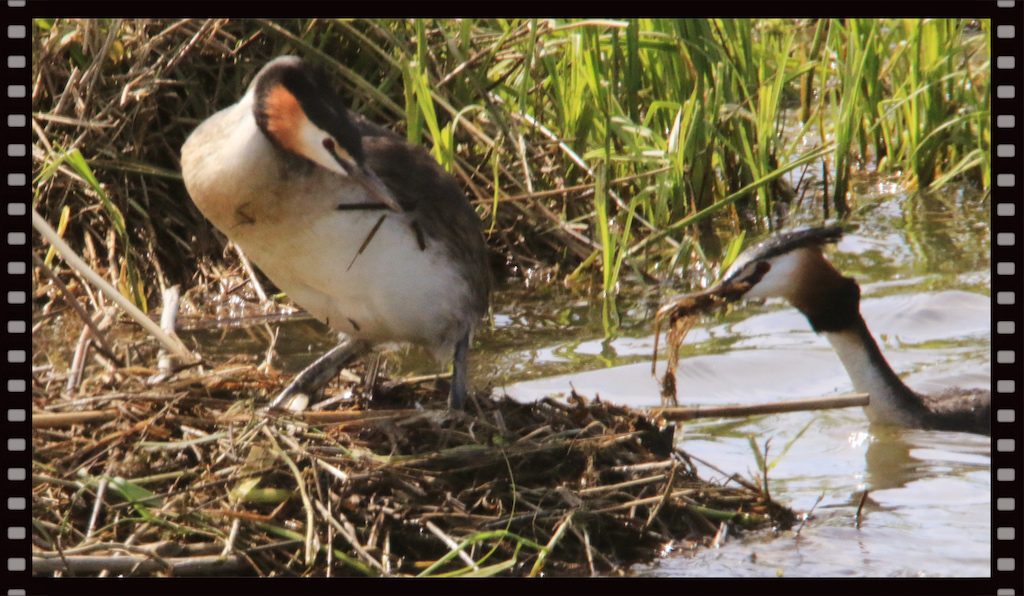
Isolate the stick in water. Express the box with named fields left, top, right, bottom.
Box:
left=650, top=393, right=869, bottom=421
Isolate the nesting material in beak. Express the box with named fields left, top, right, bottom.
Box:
left=652, top=260, right=770, bottom=406
left=651, top=224, right=845, bottom=406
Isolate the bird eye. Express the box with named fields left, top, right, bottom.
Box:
left=321, top=136, right=356, bottom=175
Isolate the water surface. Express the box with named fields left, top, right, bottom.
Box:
left=496, top=188, right=991, bottom=577
left=188, top=184, right=990, bottom=577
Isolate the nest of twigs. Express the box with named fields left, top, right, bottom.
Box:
left=32, top=361, right=794, bottom=577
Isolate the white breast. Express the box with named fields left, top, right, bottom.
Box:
left=235, top=206, right=471, bottom=360
left=182, top=98, right=474, bottom=361
left=822, top=329, right=922, bottom=426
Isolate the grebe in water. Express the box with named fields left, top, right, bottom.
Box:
left=675, top=225, right=990, bottom=435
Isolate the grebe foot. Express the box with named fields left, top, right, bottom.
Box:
left=448, top=332, right=470, bottom=410
left=268, top=337, right=371, bottom=410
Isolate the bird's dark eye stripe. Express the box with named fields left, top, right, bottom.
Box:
left=322, top=137, right=355, bottom=174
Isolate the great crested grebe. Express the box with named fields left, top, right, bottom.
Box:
left=692, top=225, right=990, bottom=435
left=180, top=56, right=490, bottom=409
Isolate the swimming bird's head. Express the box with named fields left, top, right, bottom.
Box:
left=715, top=225, right=861, bottom=333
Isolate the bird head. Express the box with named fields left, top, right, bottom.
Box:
left=711, top=225, right=861, bottom=332
left=252, top=56, right=402, bottom=212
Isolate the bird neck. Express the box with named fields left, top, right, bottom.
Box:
left=820, top=316, right=926, bottom=426
left=181, top=94, right=305, bottom=230
left=777, top=256, right=927, bottom=426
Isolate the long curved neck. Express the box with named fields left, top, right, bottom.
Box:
left=768, top=249, right=928, bottom=426
left=181, top=91, right=305, bottom=231
left=819, top=317, right=926, bottom=425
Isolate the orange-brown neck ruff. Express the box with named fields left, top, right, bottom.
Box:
left=261, top=84, right=306, bottom=155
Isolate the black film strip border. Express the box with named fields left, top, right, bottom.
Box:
left=3, top=0, right=30, bottom=594
left=993, top=2, right=1024, bottom=595
left=0, top=3, right=1021, bottom=595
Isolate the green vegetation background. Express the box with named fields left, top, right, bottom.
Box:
left=31, top=18, right=990, bottom=312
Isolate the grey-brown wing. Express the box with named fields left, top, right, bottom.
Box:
left=920, top=388, right=991, bottom=434
left=361, top=135, right=491, bottom=314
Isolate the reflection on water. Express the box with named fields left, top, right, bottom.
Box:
left=494, top=188, right=990, bottom=577
left=642, top=416, right=990, bottom=577
left=496, top=285, right=991, bottom=577
left=187, top=184, right=990, bottom=577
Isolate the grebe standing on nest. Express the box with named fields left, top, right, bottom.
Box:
left=181, top=56, right=490, bottom=410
